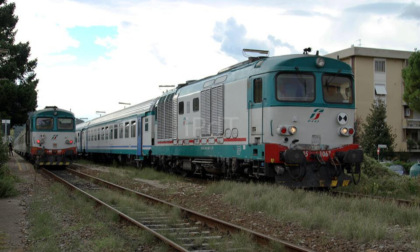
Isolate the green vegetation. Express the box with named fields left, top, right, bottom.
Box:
left=0, top=0, right=38, bottom=126
left=342, top=155, right=420, bottom=202
left=403, top=50, right=420, bottom=112
left=203, top=156, right=420, bottom=246
left=28, top=182, right=164, bottom=251
left=0, top=138, right=17, bottom=198
left=205, top=180, right=420, bottom=244
left=360, top=100, right=396, bottom=159
left=91, top=165, right=179, bottom=185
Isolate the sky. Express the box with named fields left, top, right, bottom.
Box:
left=11, top=0, right=420, bottom=121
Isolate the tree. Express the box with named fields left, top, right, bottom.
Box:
left=0, top=0, right=38, bottom=126
left=403, top=50, right=420, bottom=112
left=360, top=100, right=396, bottom=159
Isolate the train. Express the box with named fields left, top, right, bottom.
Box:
left=14, top=106, right=77, bottom=167
left=76, top=49, right=363, bottom=188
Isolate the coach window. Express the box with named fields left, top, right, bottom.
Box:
left=131, top=121, right=136, bottom=138
left=109, top=126, right=113, bottom=140
left=193, top=98, right=199, bottom=112
left=97, top=129, right=100, bottom=141
left=125, top=122, right=130, bottom=138
left=105, top=127, right=109, bottom=140
left=145, top=118, right=149, bottom=132
left=36, top=118, right=53, bottom=130
left=276, top=73, right=315, bottom=102
left=101, top=127, right=105, bottom=140
left=114, top=124, right=118, bottom=139
left=119, top=123, right=123, bottom=138
left=179, top=101, right=184, bottom=115
left=253, top=78, right=262, bottom=103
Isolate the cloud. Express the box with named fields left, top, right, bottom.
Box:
left=213, top=17, right=298, bottom=60
left=401, top=2, right=420, bottom=20
left=346, top=2, right=406, bottom=15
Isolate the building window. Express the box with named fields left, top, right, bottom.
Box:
left=374, top=84, right=387, bottom=95
left=405, top=107, right=411, bottom=117
left=375, top=60, right=385, bottom=72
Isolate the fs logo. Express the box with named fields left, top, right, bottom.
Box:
left=308, top=109, right=324, bottom=123
left=51, top=135, right=58, bottom=140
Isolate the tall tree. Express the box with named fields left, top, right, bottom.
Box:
left=403, top=50, right=420, bottom=112
left=0, top=0, right=38, bottom=126
left=360, top=100, right=396, bottom=159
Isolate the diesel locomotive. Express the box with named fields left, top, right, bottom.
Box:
left=76, top=49, right=363, bottom=187
left=14, top=106, right=77, bottom=167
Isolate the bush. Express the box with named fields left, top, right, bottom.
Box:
left=0, top=165, right=18, bottom=198
left=0, top=138, right=8, bottom=167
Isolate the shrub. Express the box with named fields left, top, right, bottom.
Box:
left=0, top=165, right=18, bottom=197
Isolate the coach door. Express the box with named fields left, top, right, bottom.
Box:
left=249, top=77, right=263, bottom=145
left=141, top=115, right=152, bottom=155
left=137, top=117, right=142, bottom=157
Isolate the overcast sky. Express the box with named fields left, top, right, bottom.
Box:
left=12, top=0, right=420, bottom=121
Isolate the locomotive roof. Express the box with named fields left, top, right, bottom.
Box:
left=29, top=106, right=74, bottom=118
left=176, top=54, right=352, bottom=96
left=78, top=98, right=158, bottom=129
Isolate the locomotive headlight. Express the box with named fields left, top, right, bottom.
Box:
left=339, top=127, right=355, bottom=137
left=340, top=127, right=349, bottom=136
left=288, top=126, right=297, bottom=135
left=277, top=125, right=298, bottom=136
left=316, top=57, right=325, bottom=68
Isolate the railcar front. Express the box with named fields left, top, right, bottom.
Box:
left=256, top=55, right=363, bottom=187
left=28, top=106, right=76, bottom=167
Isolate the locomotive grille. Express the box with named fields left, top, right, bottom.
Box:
left=157, top=93, right=177, bottom=140
left=201, top=89, right=211, bottom=136
left=211, top=85, right=224, bottom=136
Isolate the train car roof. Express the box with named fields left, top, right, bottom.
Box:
left=176, top=54, right=352, bottom=97
left=80, top=98, right=158, bottom=129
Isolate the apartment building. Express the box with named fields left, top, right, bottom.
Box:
left=326, top=46, right=418, bottom=152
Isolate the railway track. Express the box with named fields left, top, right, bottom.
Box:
left=41, top=168, right=312, bottom=252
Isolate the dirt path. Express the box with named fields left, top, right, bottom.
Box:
left=0, top=154, right=37, bottom=252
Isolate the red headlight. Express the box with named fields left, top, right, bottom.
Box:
left=36, top=139, right=41, bottom=144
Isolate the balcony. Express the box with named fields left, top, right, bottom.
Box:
left=404, top=119, right=420, bottom=129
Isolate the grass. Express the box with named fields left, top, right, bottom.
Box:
left=0, top=164, right=18, bottom=198
left=204, top=178, right=420, bottom=246
left=28, top=182, right=164, bottom=251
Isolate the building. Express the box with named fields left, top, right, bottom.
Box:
left=326, top=46, right=419, bottom=152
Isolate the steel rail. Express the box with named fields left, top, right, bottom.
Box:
left=41, top=168, right=189, bottom=252
left=66, top=167, right=313, bottom=252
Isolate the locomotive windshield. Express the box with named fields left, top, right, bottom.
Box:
left=36, top=117, right=53, bottom=130
left=276, top=73, right=315, bottom=102
left=322, top=74, right=353, bottom=104
left=58, top=118, right=74, bottom=130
